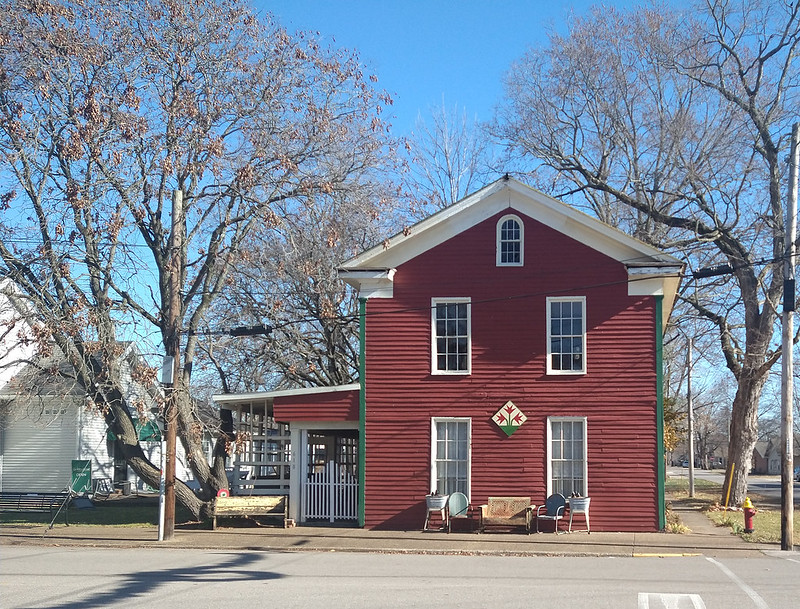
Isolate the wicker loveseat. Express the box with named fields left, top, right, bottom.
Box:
left=478, top=496, right=533, bottom=533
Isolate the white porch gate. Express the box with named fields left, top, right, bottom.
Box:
left=303, top=461, right=358, bottom=522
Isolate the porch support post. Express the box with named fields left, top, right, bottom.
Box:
left=655, top=295, right=666, bottom=530
left=289, top=426, right=302, bottom=524
left=358, top=297, right=367, bottom=528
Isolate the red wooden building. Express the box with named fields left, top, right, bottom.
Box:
left=215, top=177, right=682, bottom=531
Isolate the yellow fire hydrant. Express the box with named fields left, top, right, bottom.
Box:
left=742, top=497, right=757, bottom=533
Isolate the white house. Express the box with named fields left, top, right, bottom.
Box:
left=0, top=281, right=205, bottom=494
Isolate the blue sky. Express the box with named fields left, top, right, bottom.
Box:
left=257, top=1, right=636, bottom=136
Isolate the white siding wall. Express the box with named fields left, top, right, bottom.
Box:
left=0, top=338, right=215, bottom=495
left=78, top=405, right=114, bottom=481
left=0, top=399, right=79, bottom=492
left=138, top=439, right=206, bottom=492
left=0, top=283, right=37, bottom=391
left=139, top=441, right=161, bottom=491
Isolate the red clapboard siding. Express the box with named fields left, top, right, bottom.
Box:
left=362, top=210, right=659, bottom=531
left=274, top=389, right=359, bottom=422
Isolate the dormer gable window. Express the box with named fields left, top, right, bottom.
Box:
left=496, top=214, right=523, bottom=266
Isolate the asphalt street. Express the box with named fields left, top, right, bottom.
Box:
left=2, top=545, right=798, bottom=609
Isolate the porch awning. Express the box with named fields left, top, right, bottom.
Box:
left=213, top=383, right=360, bottom=423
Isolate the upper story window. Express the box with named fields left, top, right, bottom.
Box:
left=496, top=214, right=523, bottom=266
left=432, top=298, right=471, bottom=374
left=547, top=296, right=586, bottom=375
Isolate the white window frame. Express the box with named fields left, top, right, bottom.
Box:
left=546, top=416, right=588, bottom=497
left=546, top=296, right=587, bottom=375
left=430, top=417, right=471, bottom=499
left=496, top=214, right=524, bottom=266
left=431, top=298, right=471, bottom=375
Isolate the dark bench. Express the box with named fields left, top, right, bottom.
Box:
left=0, top=492, right=72, bottom=526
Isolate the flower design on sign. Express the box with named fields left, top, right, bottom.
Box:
left=493, top=400, right=527, bottom=437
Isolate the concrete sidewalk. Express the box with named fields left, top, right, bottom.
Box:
left=0, top=501, right=777, bottom=558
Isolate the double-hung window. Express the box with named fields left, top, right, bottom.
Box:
left=432, top=298, right=471, bottom=374
left=496, top=214, right=523, bottom=266
left=431, top=417, right=471, bottom=497
left=547, top=296, right=586, bottom=374
left=548, top=417, right=587, bottom=497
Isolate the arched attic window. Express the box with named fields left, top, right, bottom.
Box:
left=496, top=214, right=523, bottom=266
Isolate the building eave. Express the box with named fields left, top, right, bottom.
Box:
left=337, top=269, right=396, bottom=299
left=213, top=383, right=361, bottom=408
left=626, top=264, right=685, bottom=329
left=340, top=177, right=683, bottom=273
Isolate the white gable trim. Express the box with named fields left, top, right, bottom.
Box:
left=338, top=269, right=396, bottom=299
left=338, top=177, right=684, bottom=324
left=627, top=265, right=683, bottom=328
left=340, top=178, right=681, bottom=271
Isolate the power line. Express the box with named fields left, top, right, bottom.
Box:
left=186, top=324, right=272, bottom=337
left=691, top=253, right=792, bottom=279
left=260, top=272, right=683, bottom=332
left=10, top=243, right=787, bottom=339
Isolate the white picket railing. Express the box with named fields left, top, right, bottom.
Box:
left=303, top=461, right=358, bottom=522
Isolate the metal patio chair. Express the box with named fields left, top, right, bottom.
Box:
left=91, top=478, right=113, bottom=501
left=568, top=496, right=591, bottom=533
left=535, top=493, right=567, bottom=534
left=446, top=492, right=471, bottom=533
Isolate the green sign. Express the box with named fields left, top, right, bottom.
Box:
left=71, top=459, right=92, bottom=494
left=106, top=420, right=162, bottom=442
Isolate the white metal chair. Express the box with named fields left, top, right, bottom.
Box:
left=91, top=478, right=113, bottom=500
left=568, top=496, right=591, bottom=533
left=535, top=493, right=566, bottom=533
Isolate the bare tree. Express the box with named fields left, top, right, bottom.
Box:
left=496, top=0, right=800, bottom=505
left=0, top=0, right=395, bottom=518
left=404, top=101, right=495, bottom=216
left=193, top=183, right=403, bottom=393
left=692, top=375, right=733, bottom=470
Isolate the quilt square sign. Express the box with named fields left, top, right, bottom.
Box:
left=493, top=401, right=527, bottom=437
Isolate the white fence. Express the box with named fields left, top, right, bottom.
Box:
left=303, top=461, right=358, bottom=522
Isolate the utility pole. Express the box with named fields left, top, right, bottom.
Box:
left=782, top=123, right=798, bottom=551
left=163, top=189, right=183, bottom=541
left=687, top=336, right=695, bottom=498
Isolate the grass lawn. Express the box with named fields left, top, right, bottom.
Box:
left=0, top=495, right=197, bottom=528
left=666, top=475, right=800, bottom=544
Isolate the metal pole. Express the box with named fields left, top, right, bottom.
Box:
left=163, top=189, right=183, bottom=541
left=158, top=435, right=165, bottom=541
left=781, top=123, right=798, bottom=551
left=687, top=336, right=695, bottom=498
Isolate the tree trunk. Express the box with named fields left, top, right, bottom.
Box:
left=168, top=347, right=230, bottom=507
left=176, top=479, right=212, bottom=520
left=722, top=367, right=766, bottom=506
left=210, top=407, right=236, bottom=489
left=125, top=452, right=208, bottom=520
left=92, top=380, right=214, bottom=521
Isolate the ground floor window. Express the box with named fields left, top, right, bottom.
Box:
left=547, top=417, right=587, bottom=496
left=431, top=417, right=470, bottom=498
